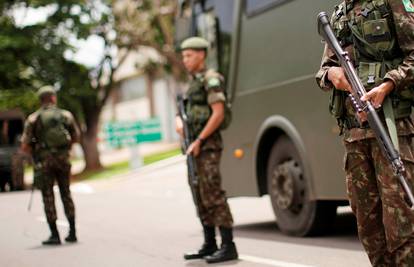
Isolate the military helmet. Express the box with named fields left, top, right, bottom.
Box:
left=180, top=37, right=209, bottom=51
left=37, top=85, right=56, bottom=98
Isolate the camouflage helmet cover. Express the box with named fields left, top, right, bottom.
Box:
left=180, top=37, right=209, bottom=50
left=37, top=85, right=56, bottom=98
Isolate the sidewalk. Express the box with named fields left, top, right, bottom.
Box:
left=71, top=141, right=180, bottom=174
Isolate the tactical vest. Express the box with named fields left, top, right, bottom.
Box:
left=186, top=73, right=212, bottom=136
left=34, top=106, right=71, bottom=153
left=330, top=0, right=412, bottom=129
left=185, top=69, right=232, bottom=136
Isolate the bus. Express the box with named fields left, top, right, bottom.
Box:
left=175, top=0, right=346, bottom=237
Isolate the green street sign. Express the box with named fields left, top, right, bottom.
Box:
left=104, top=118, right=162, bottom=148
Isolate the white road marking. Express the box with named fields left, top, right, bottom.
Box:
left=36, top=217, right=69, bottom=228
left=240, top=254, right=317, bottom=267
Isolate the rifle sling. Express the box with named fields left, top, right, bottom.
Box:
left=383, top=97, right=399, bottom=151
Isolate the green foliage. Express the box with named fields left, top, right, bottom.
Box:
left=0, top=0, right=105, bottom=116
left=0, top=89, right=39, bottom=114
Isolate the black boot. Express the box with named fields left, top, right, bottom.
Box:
left=65, top=217, right=77, bottom=243
left=205, top=227, right=238, bottom=264
left=42, top=222, right=61, bottom=245
left=184, top=225, right=218, bottom=260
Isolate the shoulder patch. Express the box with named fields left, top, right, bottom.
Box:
left=204, top=69, right=223, bottom=89
left=403, top=0, right=414, bottom=12
left=207, top=77, right=221, bottom=88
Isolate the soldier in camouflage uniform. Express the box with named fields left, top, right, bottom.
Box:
left=316, top=0, right=414, bottom=266
left=21, top=86, right=80, bottom=245
left=176, top=37, right=238, bottom=264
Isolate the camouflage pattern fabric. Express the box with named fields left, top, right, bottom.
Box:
left=194, top=134, right=233, bottom=228
left=11, top=152, right=24, bottom=189
left=21, top=104, right=80, bottom=156
left=317, top=0, right=414, bottom=96
left=37, top=153, right=75, bottom=223
left=185, top=69, right=233, bottom=228
left=315, top=1, right=414, bottom=266
left=344, top=135, right=414, bottom=266
left=21, top=104, right=79, bottom=224
left=185, top=69, right=226, bottom=137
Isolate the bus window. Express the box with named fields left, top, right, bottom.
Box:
left=195, top=11, right=219, bottom=71
left=175, top=0, right=193, bottom=46
left=245, top=0, right=291, bottom=16
left=194, top=0, right=235, bottom=85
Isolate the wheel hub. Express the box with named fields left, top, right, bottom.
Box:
left=270, top=160, right=304, bottom=211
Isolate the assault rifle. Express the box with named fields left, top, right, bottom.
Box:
left=317, top=12, right=414, bottom=208
left=177, top=94, right=201, bottom=214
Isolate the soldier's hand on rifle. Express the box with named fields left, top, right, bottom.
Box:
left=186, top=139, right=201, bottom=157
left=328, top=66, right=352, bottom=92
left=175, top=116, right=184, bottom=138
left=361, top=80, right=395, bottom=109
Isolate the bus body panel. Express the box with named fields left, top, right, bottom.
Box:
left=221, top=0, right=346, bottom=200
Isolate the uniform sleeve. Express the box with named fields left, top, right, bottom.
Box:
left=315, top=43, right=340, bottom=92
left=316, top=9, right=344, bottom=92
left=20, top=114, right=36, bottom=145
left=64, top=111, right=81, bottom=143
left=384, top=0, right=414, bottom=91
left=204, top=70, right=226, bottom=105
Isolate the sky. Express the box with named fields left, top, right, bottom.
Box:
left=12, top=4, right=105, bottom=68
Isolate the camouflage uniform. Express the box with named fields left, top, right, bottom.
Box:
left=186, top=69, right=234, bottom=228
left=21, top=104, right=80, bottom=224
left=316, top=0, right=414, bottom=266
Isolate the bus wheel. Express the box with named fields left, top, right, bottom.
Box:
left=267, top=136, right=336, bottom=236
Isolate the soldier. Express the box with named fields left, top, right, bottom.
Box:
left=316, top=0, right=414, bottom=266
left=176, top=37, right=238, bottom=264
left=21, top=86, right=80, bottom=245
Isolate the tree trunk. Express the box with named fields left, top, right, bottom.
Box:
left=146, top=73, right=155, bottom=117
left=80, top=113, right=103, bottom=171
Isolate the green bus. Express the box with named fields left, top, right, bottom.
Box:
left=175, top=0, right=346, bottom=236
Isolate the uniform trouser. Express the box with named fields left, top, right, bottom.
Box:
left=192, top=149, right=233, bottom=228
left=39, top=154, right=75, bottom=224
left=344, top=136, right=414, bottom=267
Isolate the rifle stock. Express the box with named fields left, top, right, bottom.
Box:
left=317, top=12, right=414, bottom=209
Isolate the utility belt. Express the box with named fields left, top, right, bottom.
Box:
left=340, top=117, right=369, bottom=130
left=339, top=98, right=412, bottom=130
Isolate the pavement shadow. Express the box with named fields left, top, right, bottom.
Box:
left=27, top=242, right=81, bottom=250
left=234, top=211, right=361, bottom=251
left=185, top=259, right=241, bottom=266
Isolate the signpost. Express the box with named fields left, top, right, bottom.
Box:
left=104, top=118, right=163, bottom=169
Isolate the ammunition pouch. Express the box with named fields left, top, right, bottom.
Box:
left=330, top=0, right=413, bottom=131
left=358, top=62, right=382, bottom=89
left=341, top=116, right=369, bottom=130
left=188, top=104, right=211, bottom=136
left=329, top=89, right=347, bottom=119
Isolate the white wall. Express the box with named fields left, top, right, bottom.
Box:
left=153, top=77, right=179, bottom=142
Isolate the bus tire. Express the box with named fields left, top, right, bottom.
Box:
left=267, top=135, right=337, bottom=236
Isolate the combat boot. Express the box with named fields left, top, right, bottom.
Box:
left=65, top=217, right=77, bottom=243
left=205, top=227, right=238, bottom=264
left=184, top=225, right=218, bottom=260
left=42, top=222, right=61, bottom=245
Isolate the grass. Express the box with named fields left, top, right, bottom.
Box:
left=74, top=148, right=181, bottom=181
left=143, top=148, right=182, bottom=165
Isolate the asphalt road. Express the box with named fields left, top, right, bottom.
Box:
left=0, top=156, right=371, bottom=267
